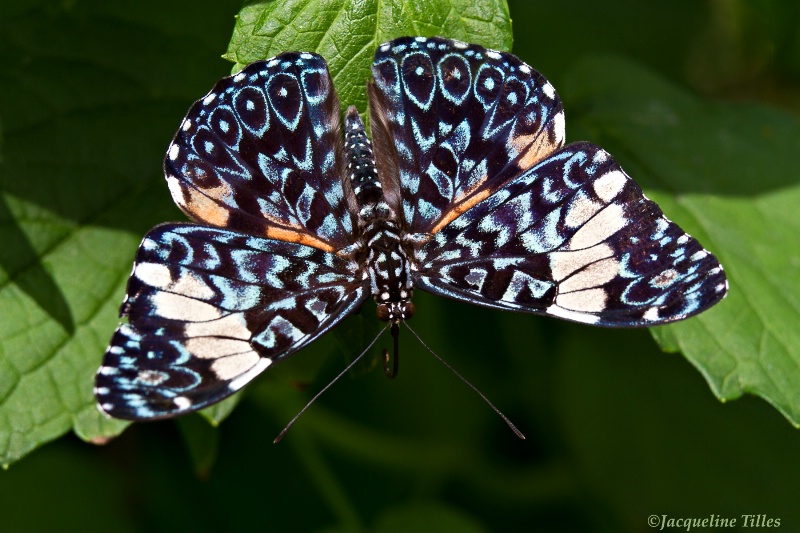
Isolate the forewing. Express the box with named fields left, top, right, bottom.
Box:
left=95, top=224, right=368, bottom=420
left=413, top=143, right=728, bottom=327
left=368, top=36, right=564, bottom=235
left=165, top=53, right=357, bottom=252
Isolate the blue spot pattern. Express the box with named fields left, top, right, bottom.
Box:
left=96, top=37, right=727, bottom=420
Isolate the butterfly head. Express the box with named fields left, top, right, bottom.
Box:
left=376, top=299, right=415, bottom=324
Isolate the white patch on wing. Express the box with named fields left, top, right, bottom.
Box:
left=149, top=291, right=222, bottom=321
left=556, top=288, right=607, bottom=312
left=552, top=111, right=565, bottom=145
left=211, top=351, right=261, bottom=380
left=185, top=337, right=252, bottom=359
left=550, top=243, right=614, bottom=280
left=184, top=313, right=251, bottom=339
left=546, top=305, right=600, bottom=324
left=593, top=170, right=627, bottom=202
left=643, top=307, right=660, bottom=321
left=135, top=262, right=172, bottom=288
left=170, top=271, right=216, bottom=300
left=228, top=357, right=272, bottom=391
left=593, top=149, right=609, bottom=163
left=559, top=257, right=619, bottom=293
left=174, top=396, right=192, bottom=410
left=566, top=203, right=626, bottom=250
left=565, top=195, right=603, bottom=228
left=166, top=175, right=187, bottom=208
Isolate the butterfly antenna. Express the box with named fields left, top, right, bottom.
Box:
left=404, top=323, right=526, bottom=440
left=382, top=322, right=400, bottom=379
left=274, top=323, right=390, bottom=443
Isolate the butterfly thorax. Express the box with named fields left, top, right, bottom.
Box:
left=345, top=106, right=414, bottom=323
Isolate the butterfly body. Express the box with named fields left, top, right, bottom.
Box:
left=96, top=36, right=727, bottom=421
left=343, top=107, right=415, bottom=323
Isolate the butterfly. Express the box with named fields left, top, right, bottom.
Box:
left=95, top=36, right=728, bottom=421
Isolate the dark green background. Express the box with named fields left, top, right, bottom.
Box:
left=2, top=1, right=799, bottom=531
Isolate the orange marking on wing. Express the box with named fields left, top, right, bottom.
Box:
left=509, top=134, right=555, bottom=171
left=266, top=226, right=335, bottom=252
left=430, top=188, right=492, bottom=235
left=203, top=181, right=234, bottom=204
left=182, top=187, right=230, bottom=227
left=179, top=182, right=334, bottom=252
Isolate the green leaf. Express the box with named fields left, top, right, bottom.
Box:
left=560, top=56, right=800, bottom=425
left=177, top=414, right=221, bottom=478
left=553, top=325, right=800, bottom=525
left=198, top=390, right=243, bottom=426
left=224, top=0, right=513, bottom=113
left=0, top=0, right=243, bottom=465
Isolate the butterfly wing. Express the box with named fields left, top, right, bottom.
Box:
left=368, top=36, right=564, bottom=235
left=165, top=52, right=357, bottom=252
left=413, top=143, right=727, bottom=326
left=96, top=224, right=368, bottom=420
left=96, top=52, right=369, bottom=420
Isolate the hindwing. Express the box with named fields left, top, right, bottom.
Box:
left=413, top=143, right=727, bottom=326
left=96, top=224, right=368, bottom=419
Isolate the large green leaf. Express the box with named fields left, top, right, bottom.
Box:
left=560, top=56, right=800, bottom=425
left=0, top=0, right=244, bottom=465
left=224, top=0, right=513, bottom=112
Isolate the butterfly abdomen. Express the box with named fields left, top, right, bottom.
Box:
left=345, top=106, right=389, bottom=223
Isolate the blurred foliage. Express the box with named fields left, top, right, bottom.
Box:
left=1, top=0, right=800, bottom=531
